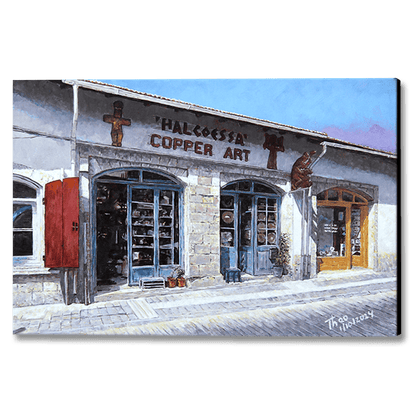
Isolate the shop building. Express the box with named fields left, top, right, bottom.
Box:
left=13, top=80, right=398, bottom=306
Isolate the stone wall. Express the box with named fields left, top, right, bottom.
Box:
left=13, top=273, right=63, bottom=307
left=377, top=254, right=397, bottom=272
left=186, top=172, right=221, bottom=279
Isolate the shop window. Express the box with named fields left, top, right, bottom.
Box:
left=317, top=206, right=346, bottom=257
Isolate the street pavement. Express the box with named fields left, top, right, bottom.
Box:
left=12, top=269, right=398, bottom=336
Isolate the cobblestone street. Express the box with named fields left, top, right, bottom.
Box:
left=13, top=270, right=398, bottom=336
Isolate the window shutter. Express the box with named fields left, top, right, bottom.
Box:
left=62, top=178, right=79, bottom=267
left=44, top=180, right=63, bottom=267
left=44, top=178, right=79, bottom=268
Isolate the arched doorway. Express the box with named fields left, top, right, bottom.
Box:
left=220, top=180, right=282, bottom=275
left=93, top=168, right=183, bottom=287
left=316, top=187, right=369, bottom=271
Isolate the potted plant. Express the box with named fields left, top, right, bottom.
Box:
left=167, top=276, right=177, bottom=288
left=176, top=269, right=186, bottom=287
left=271, top=247, right=284, bottom=277
left=279, top=233, right=291, bottom=276
left=167, top=267, right=186, bottom=288
left=270, top=234, right=291, bottom=278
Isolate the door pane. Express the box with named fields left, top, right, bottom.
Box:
left=96, top=183, right=128, bottom=283
left=159, top=190, right=177, bottom=266
left=317, top=206, right=346, bottom=257
left=131, top=189, right=154, bottom=267
left=220, top=195, right=235, bottom=247
left=257, top=198, right=277, bottom=246
left=240, top=195, right=252, bottom=247
left=351, top=208, right=361, bottom=256
left=257, top=198, right=267, bottom=246
left=267, top=198, right=277, bottom=245
left=173, top=191, right=180, bottom=265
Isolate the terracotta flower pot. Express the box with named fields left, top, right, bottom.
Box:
left=167, top=277, right=177, bottom=288
left=177, top=276, right=186, bottom=287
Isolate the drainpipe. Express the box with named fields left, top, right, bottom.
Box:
left=70, top=83, right=79, bottom=177
left=310, top=142, right=327, bottom=170
left=297, top=142, right=327, bottom=279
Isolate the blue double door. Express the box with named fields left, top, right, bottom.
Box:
left=220, top=184, right=281, bottom=276
left=129, top=186, right=181, bottom=284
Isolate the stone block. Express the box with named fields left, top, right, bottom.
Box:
left=32, top=292, right=46, bottom=306
left=43, top=282, right=60, bottom=292
left=209, top=254, right=220, bottom=263
left=195, top=185, right=213, bottom=196
left=190, top=213, right=208, bottom=224
left=198, top=176, right=212, bottom=186
left=194, top=245, right=209, bottom=254
left=189, top=264, right=200, bottom=276
left=202, top=196, right=215, bottom=205
left=199, top=263, right=220, bottom=276
left=191, top=254, right=211, bottom=265
left=188, top=274, right=223, bottom=288
left=205, top=205, right=219, bottom=215
left=188, top=233, right=204, bottom=245
left=13, top=293, right=32, bottom=307
left=190, top=204, right=206, bottom=214
left=188, top=194, right=204, bottom=204
left=203, top=234, right=219, bottom=247
left=209, top=186, right=220, bottom=196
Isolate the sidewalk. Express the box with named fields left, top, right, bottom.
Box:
left=12, top=269, right=397, bottom=335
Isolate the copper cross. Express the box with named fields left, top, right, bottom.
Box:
left=263, top=133, right=285, bottom=170
left=103, top=101, right=131, bottom=147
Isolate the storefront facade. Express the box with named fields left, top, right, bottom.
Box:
left=13, top=80, right=398, bottom=306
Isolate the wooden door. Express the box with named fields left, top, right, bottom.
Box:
left=351, top=205, right=368, bottom=268
left=317, top=188, right=369, bottom=271
left=317, top=204, right=351, bottom=271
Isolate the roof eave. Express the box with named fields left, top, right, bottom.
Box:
left=62, top=79, right=329, bottom=139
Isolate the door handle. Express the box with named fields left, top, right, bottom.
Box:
left=72, top=222, right=79, bottom=231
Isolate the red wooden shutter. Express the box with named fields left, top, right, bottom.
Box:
left=44, top=180, right=63, bottom=268
left=44, top=178, right=79, bottom=268
left=62, top=177, right=79, bottom=267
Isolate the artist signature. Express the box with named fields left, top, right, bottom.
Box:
left=325, top=310, right=374, bottom=332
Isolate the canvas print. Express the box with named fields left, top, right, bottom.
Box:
left=12, top=79, right=399, bottom=336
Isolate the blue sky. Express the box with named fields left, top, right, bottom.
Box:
left=100, top=79, right=398, bottom=153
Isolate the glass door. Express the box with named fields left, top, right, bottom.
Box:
left=351, top=205, right=368, bottom=268
left=254, top=196, right=279, bottom=275
left=316, top=188, right=369, bottom=271
left=317, top=205, right=349, bottom=270
left=129, top=187, right=180, bottom=284
left=130, top=188, right=156, bottom=280
left=239, top=194, right=253, bottom=274
left=220, top=194, right=237, bottom=273
left=158, top=190, right=180, bottom=277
